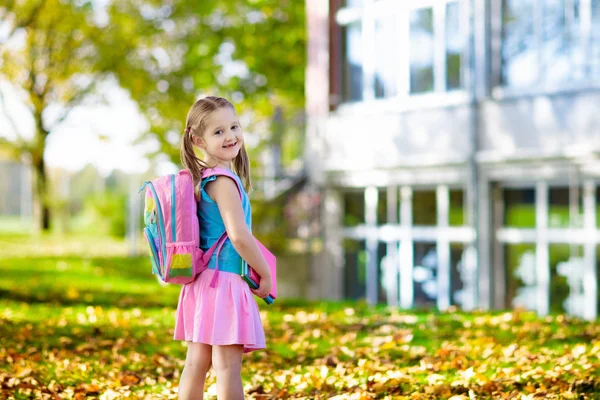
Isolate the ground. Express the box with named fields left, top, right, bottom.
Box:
left=0, top=234, right=599, bottom=399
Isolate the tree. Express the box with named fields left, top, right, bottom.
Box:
left=0, top=0, right=187, bottom=231
left=0, top=0, right=140, bottom=231
left=0, top=0, right=306, bottom=232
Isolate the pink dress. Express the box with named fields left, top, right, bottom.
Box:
left=173, top=173, right=266, bottom=353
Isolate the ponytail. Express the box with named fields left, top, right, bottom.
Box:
left=180, top=129, right=209, bottom=191
left=233, top=144, right=252, bottom=193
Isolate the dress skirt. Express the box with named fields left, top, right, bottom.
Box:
left=173, top=268, right=266, bottom=353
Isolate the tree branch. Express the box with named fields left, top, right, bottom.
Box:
left=23, top=33, right=36, bottom=94
left=50, top=29, right=78, bottom=101
left=38, top=19, right=54, bottom=100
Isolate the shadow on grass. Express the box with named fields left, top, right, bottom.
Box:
left=0, top=287, right=179, bottom=309
left=0, top=255, right=181, bottom=309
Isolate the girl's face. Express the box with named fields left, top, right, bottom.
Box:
left=193, top=107, right=243, bottom=166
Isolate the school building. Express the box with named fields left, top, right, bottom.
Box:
left=304, top=0, right=600, bottom=320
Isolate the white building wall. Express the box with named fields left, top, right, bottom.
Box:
left=324, top=105, right=474, bottom=171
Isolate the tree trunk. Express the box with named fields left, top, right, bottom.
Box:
left=30, top=94, right=51, bottom=232
left=32, top=152, right=50, bottom=231
left=31, top=107, right=50, bottom=231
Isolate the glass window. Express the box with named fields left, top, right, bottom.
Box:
left=549, top=186, right=583, bottom=229
left=506, top=244, right=536, bottom=311
left=503, top=188, right=536, bottom=228
left=500, top=0, right=600, bottom=86
left=449, top=189, right=464, bottom=226
left=376, top=242, right=389, bottom=304
left=549, top=244, right=581, bottom=314
left=450, top=243, right=466, bottom=307
left=542, top=0, right=570, bottom=83
left=343, top=191, right=364, bottom=227
left=343, top=0, right=363, bottom=7
left=413, top=242, right=438, bottom=308
left=596, top=187, right=600, bottom=228
left=342, top=23, right=364, bottom=102
left=386, top=188, right=399, bottom=224
left=591, top=0, right=600, bottom=77
left=344, top=239, right=366, bottom=299
left=446, top=2, right=463, bottom=90
left=568, top=0, right=585, bottom=80
left=377, top=188, right=388, bottom=224
left=338, top=1, right=469, bottom=103
left=501, top=0, right=537, bottom=86
left=374, top=16, right=398, bottom=99
left=410, top=8, right=434, bottom=93
left=413, top=190, right=437, bottom=226
left=567, top=0, right=585, bottom=80
left=343, top=240, right=388, bottom=303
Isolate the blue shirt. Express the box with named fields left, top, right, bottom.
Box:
left=198, top=172, right=252, bottom=274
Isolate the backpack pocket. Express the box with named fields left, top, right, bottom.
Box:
left=164, top=245, right=210, bottom=285
left=164, top=244, right=199, bottom=284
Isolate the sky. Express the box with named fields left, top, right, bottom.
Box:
left=0, top=79, right=170, bottom=177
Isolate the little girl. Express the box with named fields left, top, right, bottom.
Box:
left=174, top=96, right=272, bottom=400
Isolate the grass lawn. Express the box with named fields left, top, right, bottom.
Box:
left=1, top=234, right=599, bottom=399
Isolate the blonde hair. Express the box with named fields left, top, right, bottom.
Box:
left=180, top=96, right=252, bottom=192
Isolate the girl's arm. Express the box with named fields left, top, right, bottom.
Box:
left=206, top=176, right=272, bottom=296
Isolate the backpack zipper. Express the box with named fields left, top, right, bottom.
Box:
left=143, top=227, right=161, bottom=276
left=170, top=174, right=177, bottom=243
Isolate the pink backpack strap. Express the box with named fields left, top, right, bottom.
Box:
left=200, top=231, right=228, bottom=264
left=201, top=167, right=243, bottom=197
left=209, top=235, right=229, bottom=288
left=200, top=168, right=244, bottom=288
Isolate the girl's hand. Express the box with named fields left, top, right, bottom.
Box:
left=251, top=276, right=272, bottom=299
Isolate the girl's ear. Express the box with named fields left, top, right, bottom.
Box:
left=191, top=135, right=205, bottom=149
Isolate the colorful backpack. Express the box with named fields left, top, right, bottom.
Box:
left=139, top=169, right=238, bottom=285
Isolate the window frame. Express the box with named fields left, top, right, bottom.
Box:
left=334, top=0, right=471, bottom=110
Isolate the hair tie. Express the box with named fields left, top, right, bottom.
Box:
left=184, top=127, right=191, bottom=134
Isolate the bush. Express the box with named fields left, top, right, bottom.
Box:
left=71, top=191, right=127, bottom=237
